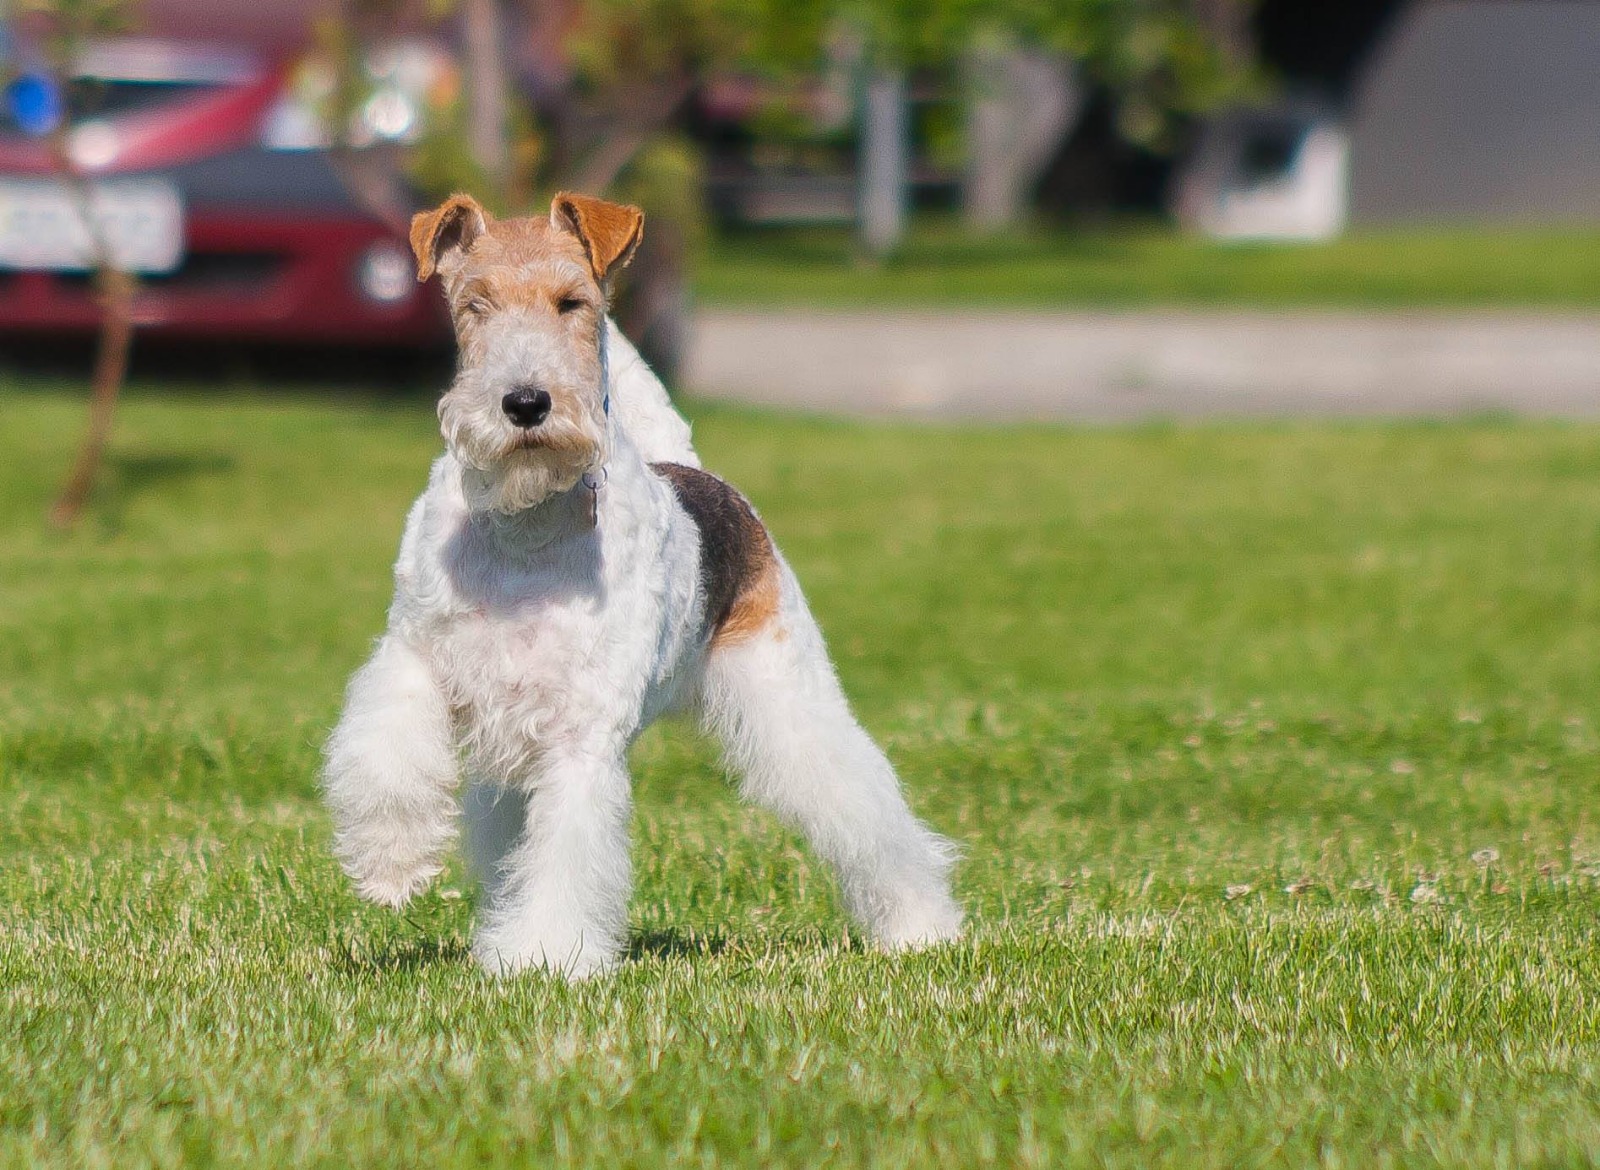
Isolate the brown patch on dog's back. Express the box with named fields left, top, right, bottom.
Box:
left=652, top=463, right=780, bottom=647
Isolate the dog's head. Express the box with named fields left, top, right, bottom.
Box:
left=411, top=191, right=643, bottom=515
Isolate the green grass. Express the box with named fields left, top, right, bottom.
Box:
left=697, top=221, right=1600, bottom=308
left=4, top=383, right=1600, bottom=1167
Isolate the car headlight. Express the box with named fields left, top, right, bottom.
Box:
left=356, top=242, right=413, bottom=305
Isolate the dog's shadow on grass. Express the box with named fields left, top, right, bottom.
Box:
left=334, top=935, right=471, bottom=975
left=626, top=928, right=731, bottom=962
left=332, top=927, right=832, bottom=976
left=91, top=451, right=236, bottom=533
left=331, top=931, right=729, bottom=975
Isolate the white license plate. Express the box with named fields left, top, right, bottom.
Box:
left=0, top=178, right=184, bottom=274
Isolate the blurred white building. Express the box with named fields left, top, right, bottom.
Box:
left=1350, top=0, right=1600, bottom=225
left=1177, top=0, right=1600, bottom=239
left=1173, top=102, right=1350, bottom=241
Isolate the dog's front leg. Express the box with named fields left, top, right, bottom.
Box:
left=472, top=749, right=631, bottom=980
left=322, top=634, right=459, bottom=908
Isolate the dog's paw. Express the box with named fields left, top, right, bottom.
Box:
left=871, top=891, right=965, bottom=952
left=344, top=856, right=443, bottom=910
left=472, top=930, right=618, bottom=981
left=333, top=822, right=452, bottom=910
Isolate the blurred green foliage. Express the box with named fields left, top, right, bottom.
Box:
left=397, top=0, right=1249, bottom=207
left=833, top=0, right=1248, bottom=147
left=615, top=134, right=708, bottom=254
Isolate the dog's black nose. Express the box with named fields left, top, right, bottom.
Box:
left=501, top=386, right=552, bottom=429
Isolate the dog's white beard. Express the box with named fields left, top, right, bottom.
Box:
left=461, top=455, right=583, bottom=515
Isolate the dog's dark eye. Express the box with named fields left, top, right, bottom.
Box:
left=556, top=296, right=585, bottom=315
left=465, top=296, right=494, bottom=317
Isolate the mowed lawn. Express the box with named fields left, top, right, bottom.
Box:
left=698, top=222, right=1600, bottom=308
left=3, top=384, right=1600, bottom=1168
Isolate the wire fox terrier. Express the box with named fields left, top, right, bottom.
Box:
left=322, top=192, right=963, bottom=977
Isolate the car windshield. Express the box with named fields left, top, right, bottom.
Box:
left=67, top=78, right=224, bottom=120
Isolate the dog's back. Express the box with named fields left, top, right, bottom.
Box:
left=652, top=463, right=780, bottom=649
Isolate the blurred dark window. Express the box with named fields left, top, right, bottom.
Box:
left=1239, top=127, right=1303, bottom=184
left=1253, top=0, right=1407, bottom=98
left=67, top=79, right=220, bottom=120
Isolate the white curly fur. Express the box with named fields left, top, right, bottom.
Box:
left=323, top=202, right=960, bottom=978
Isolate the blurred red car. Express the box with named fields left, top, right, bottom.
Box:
left=0, top=39, right=450, bottom=349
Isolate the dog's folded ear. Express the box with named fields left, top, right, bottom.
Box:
left=551, top=192, right=644, bottom=286
left=410, top=194, right=488, bottom=281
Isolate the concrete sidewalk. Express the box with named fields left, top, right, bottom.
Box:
left=682, top=309, right=1600, bottom=420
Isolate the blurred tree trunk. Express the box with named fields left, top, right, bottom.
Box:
left=51, top=265, right=134, bottom=528
left=607, top=135, right=704, bottom=386
left=858, top=68, right=907, bottom=258
left=614, top=212, right=689, bottom=384
left=47, top=137, right=136, bottom=529
left=13, top=0, right=139, bottom=527
left=963, top=43, right=1081, bottom=232
left=462, top=0, right=511, bottom=192
left=564, top=79, right=693, bottom=195
left=1190, top=0, right=1254, bottom=67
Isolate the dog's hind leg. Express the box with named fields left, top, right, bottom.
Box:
left=322, top=635, right=459, bottom=908
left=461, top=779, right=528, bottom=909
left=698, top=567, right=963, bottom=949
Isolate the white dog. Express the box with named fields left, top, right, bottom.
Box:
left=322, top=192, right=962, bottom=977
